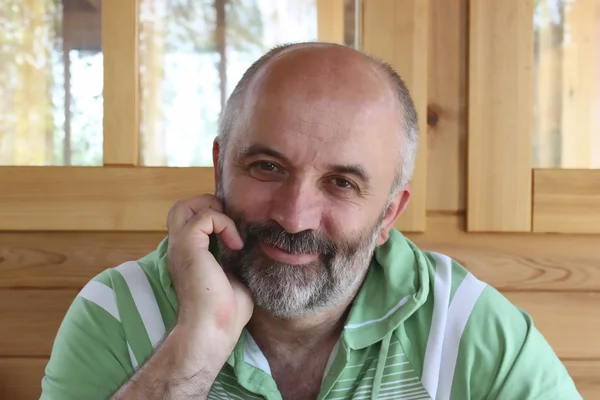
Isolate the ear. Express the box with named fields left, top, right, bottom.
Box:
left=376, top=183, right=412, bottom=246
left=212, top=138, right=221, bottom=196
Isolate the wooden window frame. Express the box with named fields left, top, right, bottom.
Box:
left=467, top=0, right=600, bottom=234
left=0, top=0, right=429, bottom=233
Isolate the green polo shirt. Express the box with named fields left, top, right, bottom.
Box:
left=41, top=229, right=581, bottom=399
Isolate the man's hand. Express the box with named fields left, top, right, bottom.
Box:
left=166, top=194, right=254, bottom=345
left=110, top=194, right=253, bottom=400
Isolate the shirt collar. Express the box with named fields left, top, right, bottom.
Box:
left=341, top=229, right=430, bottom=350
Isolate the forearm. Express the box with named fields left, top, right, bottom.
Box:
left=110, top=324, right=231, bottom=400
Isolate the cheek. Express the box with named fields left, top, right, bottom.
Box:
left=324, top=204, right=385, bottom=241
left=321, top=208, right=362, bottom=239
left=226, top=177, right=275, bottom=220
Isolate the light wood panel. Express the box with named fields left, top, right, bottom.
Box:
left=0, top=290, right=77, bottom=357
left=427, top=0, right=467, bottom=212
left=467, top=0, right=534, bottom=232
left=317, top=0, right=345, bottom=44
left=0, top=167, right=214, bottom=231
left=564, top=360, right=600, bottom=399
left=533, top=169, right=600, bottom=233
left=102, top=0, right=139, bottom=166
left=2, top=215, right=599, bottom=291
left=504, top=292, right=600, bottom=360
left=0, top=357, right=46, bottom=400
left=407, top=214, right=600, bottom=292
left=362, top=0, right=429, bottom=232
left=1, top=288, right=597, bottom=359
left=0, top=232, right=164, bottom=289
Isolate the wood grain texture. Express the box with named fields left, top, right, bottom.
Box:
left=0, top=288, right=597, bottom=359
left=0, top=166, right=214, bottom=231
left=467, top=0, right=534, bottom=232
left=2, top=215, right=599, bottom=291
left=407, top=214, right=600, bottom=292
left=0, top=357, right=46, bottom=400
left=317, top=0, right=345, bottom=44
left=427, top=0, right=467, bottom=212
left=564, top=360, right=600, bottom=399
left=0, top=232, right=164, bottom=289
left=0, top=358, right=596, bottom=400
left=102, top=0, right=139, bottom=166
left=362, top=0, right=429, bottom=232
left=533, top=169, right=600, bottom=233
left=0, top=290, right=77, bottom=357
left=504, top=292, right=600, bottom=359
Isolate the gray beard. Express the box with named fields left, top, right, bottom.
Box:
left=218, top=218, right=383, bottom=319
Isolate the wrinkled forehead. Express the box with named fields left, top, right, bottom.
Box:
left=222, top=46, right=404, bottom=183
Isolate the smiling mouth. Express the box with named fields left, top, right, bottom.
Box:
left=259, top=242, right=320, bottom=265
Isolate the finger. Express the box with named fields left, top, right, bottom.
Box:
left=167, top=194, right=223, bottom=235
left=182, top=209, right=244, bottom=250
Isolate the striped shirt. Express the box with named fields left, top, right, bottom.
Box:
left=41, top=229, right=582, bottom=399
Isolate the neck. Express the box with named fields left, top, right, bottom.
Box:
left=246, top=296, right=353, bottom=360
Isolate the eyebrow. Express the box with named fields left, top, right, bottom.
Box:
left=327, top=164, right=371, bottom=185
left=239, top=144, right=372, bottom=184
left=240, top=145, right=287, bottom=162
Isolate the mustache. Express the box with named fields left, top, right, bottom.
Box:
left=241, top=223, right=337, bottom=256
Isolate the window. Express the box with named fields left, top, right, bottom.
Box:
left=0, top=0, right=103, bottom=166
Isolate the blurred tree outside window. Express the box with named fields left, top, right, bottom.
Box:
left=0, top=0, right=356, bottom=167
left=0, top=0, right=103, bottom=166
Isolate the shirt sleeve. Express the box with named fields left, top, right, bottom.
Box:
left=40, top=278, right=135, bottom=400
left=451, top=285, right=583, bottom=400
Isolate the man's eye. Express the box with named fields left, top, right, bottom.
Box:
left=257, top=162, right=278, bottom=171
left=332, top=177, right=355, bottom=189
left=250, top=161, right=280, bottom=174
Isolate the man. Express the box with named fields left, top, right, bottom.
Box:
left=41, top=42, right=581, bottom=400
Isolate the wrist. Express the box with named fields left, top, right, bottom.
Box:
left=172, top=320, right=237, bottom=366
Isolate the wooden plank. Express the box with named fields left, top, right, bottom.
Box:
left=407, top=214, right=600, bottom=292
left=504, top=292, right=600, bottom=360
left=1, top=288, right=597, bottom=360
left=102, top=0, right=139, bottom=166
left=533, top=169, right=600, bottom=233
left=427, top=0, right=467, bottom=212
left=2, top=214, right=599, bottom=291
left=0, top=232, right=164, bottom=289
left=0, top=290, right=77, bottom=357
left=317, top=0, right=345, bottom=44
left=564, top=360, right=600, bottom=399
left=0, top=167, right=214, bottom=231
left=467, top=0, right=534, bottom=232
left=0, top=357, right=47, bottom=400
left=362, top=0, right=429, bottom=232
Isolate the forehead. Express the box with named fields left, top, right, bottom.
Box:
left=227, top=47, right=403, bottom=184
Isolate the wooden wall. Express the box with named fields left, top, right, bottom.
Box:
left=0, top=0, right=599, bottom=398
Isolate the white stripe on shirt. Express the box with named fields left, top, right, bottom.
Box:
left=115, top=261, right=166, bottom=348
left=421, top=252, right=452, bottom=399
left=78, top=280, right=121, bottom=321
left=437, top=272, right=487, bottom=400
left=77, top=279, right=139, bottom=368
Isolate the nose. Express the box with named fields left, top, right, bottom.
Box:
left=268, top=179, right=322, bottom=234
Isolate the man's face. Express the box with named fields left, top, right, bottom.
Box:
left=215, top=47, right=409, bottom=318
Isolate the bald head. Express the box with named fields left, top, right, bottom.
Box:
left=217, top=42, right=418, bottom=194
